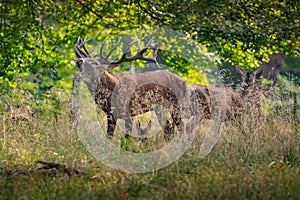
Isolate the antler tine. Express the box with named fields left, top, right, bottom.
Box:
left=139, top=46, right=160, bottom=68
left=75, top=38, right=86, bottom=58
left=136, top=39, right=141, bottom=51
left=137, top=37, right=157, bottom=60
left=123, top=39, right=139, bottom=54
left=144, top=36, right=155, bottom=48
left=104, top=37, right=122, bottom=60
left=143, top=37, right=160, bottom=68
left=152, top=46, right=160, bottom=68
left=122, top=40, right=139, bottom=56
left=75, top=46, right=85, bottom=58
left=99, top=38, right=107, bottom=59
left=80, top=39, right=91, bottom=57
left=74, top=37, right=91, bottom=58
left=128, top=37, right=159, bottom=67
left=105, top=39, right=139, bottom=67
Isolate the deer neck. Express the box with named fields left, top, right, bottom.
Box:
left=82, top=70, right=119, bottom=98
left=81, top=71, right=104, bottom=98
left=84, top=79, right=98, bottom=99
left=101, top=71, right=118, bottom=90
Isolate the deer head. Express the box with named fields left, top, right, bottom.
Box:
left=235, top=65, right=264, bottom=97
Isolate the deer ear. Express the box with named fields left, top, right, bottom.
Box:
left=253, top=65, right=264, bottom=75
left=235, top=65, right=246, bottom=75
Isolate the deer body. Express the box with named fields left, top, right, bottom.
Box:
left=150, top=65, right=265, bottom=136
left=191, top=85, right=244, bottom=120
left=94, top=70, right=187, bottom=137
left=185, top=65, right=265, bottom=136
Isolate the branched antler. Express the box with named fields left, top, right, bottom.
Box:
left=74, top=38, right=91, bottom=58
left=75, top=37, right=160, bottom=68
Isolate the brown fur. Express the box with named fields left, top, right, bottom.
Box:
left=94, top=70, right=187, bottom=138
left=146, top=65, right=266, bottom=136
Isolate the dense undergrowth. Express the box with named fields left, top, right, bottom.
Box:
left=0, top=76, right=299, bottom=199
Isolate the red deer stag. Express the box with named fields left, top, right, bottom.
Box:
left=74, top=37, right=188, bottom=138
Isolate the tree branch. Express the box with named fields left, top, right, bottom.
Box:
left=74, top=0, right=103, bottom=19
left=135, top=0, right=161, bottom=21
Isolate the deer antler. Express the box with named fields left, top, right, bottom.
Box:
left=99, top=37, right=122, bottom=60
left=75, top=37, right=160, bottom=68
left=76, top=36, right=160, bottom=68
left=108, top=37, right=160, bottom=69
left=74, top=38, right=92, bottom=58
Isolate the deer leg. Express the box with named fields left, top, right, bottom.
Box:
left=173, top=105, right=184, bottom=133
left=162, top=119, right=173, bottom=141
left=154, top=105, right=168, bottom=130
left=124, top=112, right=133, bottom=139
left=163, top=115, right=184, bottom=141
left=154, top=106, right=175, bottom=141
left=155, top=105, right=179, bottom=138
left=107, top=114, right=116, bottom=137
left=174, top=117, right=184, bottom=134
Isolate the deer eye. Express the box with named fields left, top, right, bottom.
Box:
left=76, top=59, right=83, bottom=66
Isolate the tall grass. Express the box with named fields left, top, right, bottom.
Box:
left=0, top=77, right=299, bottom=199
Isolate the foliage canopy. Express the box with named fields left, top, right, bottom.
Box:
left=0, top=0, right=299, bottom=90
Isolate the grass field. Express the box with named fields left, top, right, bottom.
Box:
left=0, top=84, right=299, bottom=199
